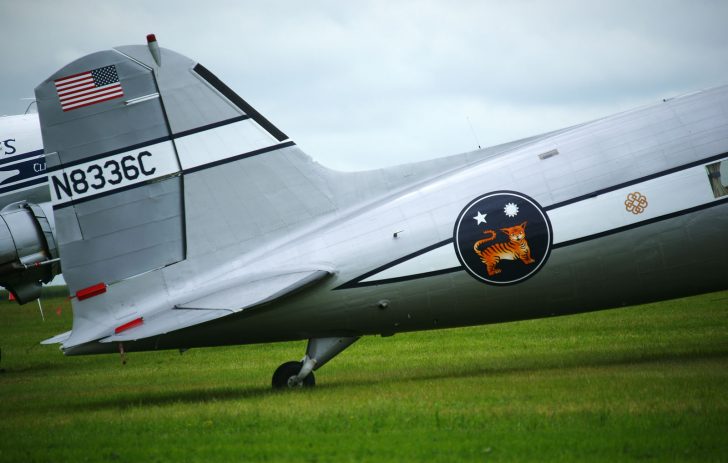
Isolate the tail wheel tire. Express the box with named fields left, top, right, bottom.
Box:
left=272, top=361, right=316, bottom=389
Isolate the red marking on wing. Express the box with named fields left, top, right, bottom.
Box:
left=115, top=317, right=144, bottom=334
left=76, top=283, right=107, bottom=301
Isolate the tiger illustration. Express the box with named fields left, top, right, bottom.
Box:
left=473, top=221, right=535, bottom=276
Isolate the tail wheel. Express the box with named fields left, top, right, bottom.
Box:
left=272, top=361, right=316, bottom=389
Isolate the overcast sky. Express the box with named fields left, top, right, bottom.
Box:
left=2, top=0, right=727, bottom=170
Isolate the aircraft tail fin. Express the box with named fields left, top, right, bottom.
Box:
left=35, top=43, right=338, bottom=348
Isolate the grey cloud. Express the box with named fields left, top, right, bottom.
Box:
left=1, top=0, right=726, bottom=170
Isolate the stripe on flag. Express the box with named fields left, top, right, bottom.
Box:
left=54, top=65, right=124, bottom=112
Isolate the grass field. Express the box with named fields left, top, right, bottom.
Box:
left=0, top=290, right=727, bottom=462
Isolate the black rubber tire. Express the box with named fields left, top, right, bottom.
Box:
left=271, top=361, right=316, bottom=389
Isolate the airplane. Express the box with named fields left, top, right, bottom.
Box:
left=0, top=113, right=60, bottom=303
left=0, top=113, right=49, bottom=205
left=17, top=35, right=727, bottom=388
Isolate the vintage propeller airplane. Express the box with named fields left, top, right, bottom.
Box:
left=4, top=36, right=728, bottom=388
left=0, top=113, right=58, bottom=302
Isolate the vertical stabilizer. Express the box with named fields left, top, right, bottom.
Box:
left=35, top=44, right=338, bottom=347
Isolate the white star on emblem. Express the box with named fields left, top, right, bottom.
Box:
left=473, top=211, right=487, bottom=225
left=504, top=203, right=519, bottom=217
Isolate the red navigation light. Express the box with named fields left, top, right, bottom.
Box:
left=146, top=34, right=162, bottom=66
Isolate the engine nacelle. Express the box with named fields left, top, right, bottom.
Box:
left=0, top=202, right=60, bottom=304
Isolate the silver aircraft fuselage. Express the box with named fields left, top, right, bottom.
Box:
left=101, top=85, right=728, bottom=353
left=31, top=42, right=728, bottom=377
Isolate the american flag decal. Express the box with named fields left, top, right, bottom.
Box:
left=54, top=65, right=124, bottom=112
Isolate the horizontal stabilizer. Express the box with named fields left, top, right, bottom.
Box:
left=41, top=330, right=72, bottom=345
left=99, top=269, right=331, bottom=342
left=177, top=269, right=330, bottom=311
left=99, top=306, right=232, bottom=343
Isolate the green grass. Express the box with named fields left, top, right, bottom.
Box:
left=1, top=291, right=727, bottom=462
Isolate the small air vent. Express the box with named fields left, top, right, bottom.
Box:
left=538, top=149, right=559, bottom=160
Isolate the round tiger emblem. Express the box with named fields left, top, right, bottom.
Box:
left=453, top=191, right=552, bottom=285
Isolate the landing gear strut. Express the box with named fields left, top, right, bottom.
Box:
left=271, top=336, right=359, bottom=389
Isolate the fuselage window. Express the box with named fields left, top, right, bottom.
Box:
left=706, top=160, right=728, bottom=198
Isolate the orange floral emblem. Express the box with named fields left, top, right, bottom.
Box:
left=625, top=192, right=648, bottom=214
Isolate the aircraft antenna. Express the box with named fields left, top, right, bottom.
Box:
left=22, top=99, right=37, bottom=114
left=36, top=298, right=45, bottom=321
left=466, top=116, right=482, bottom=150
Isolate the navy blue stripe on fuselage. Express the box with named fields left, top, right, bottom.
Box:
left=550, top=195, right=728, bottom=249
left=0, top=151, right=48, bottom=197
left=543, top=151, right=728, bottom=212
left=335, top=151, right=728, bottom=289
left=0, top=149, right=44, bottom=166
left=0, top=176, right=48, bottom=196
left=335, top=239, right=454, bottom=290
left=0, top=155, right=47, bottom=184
left=336, top=196, right=728, bottom=289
